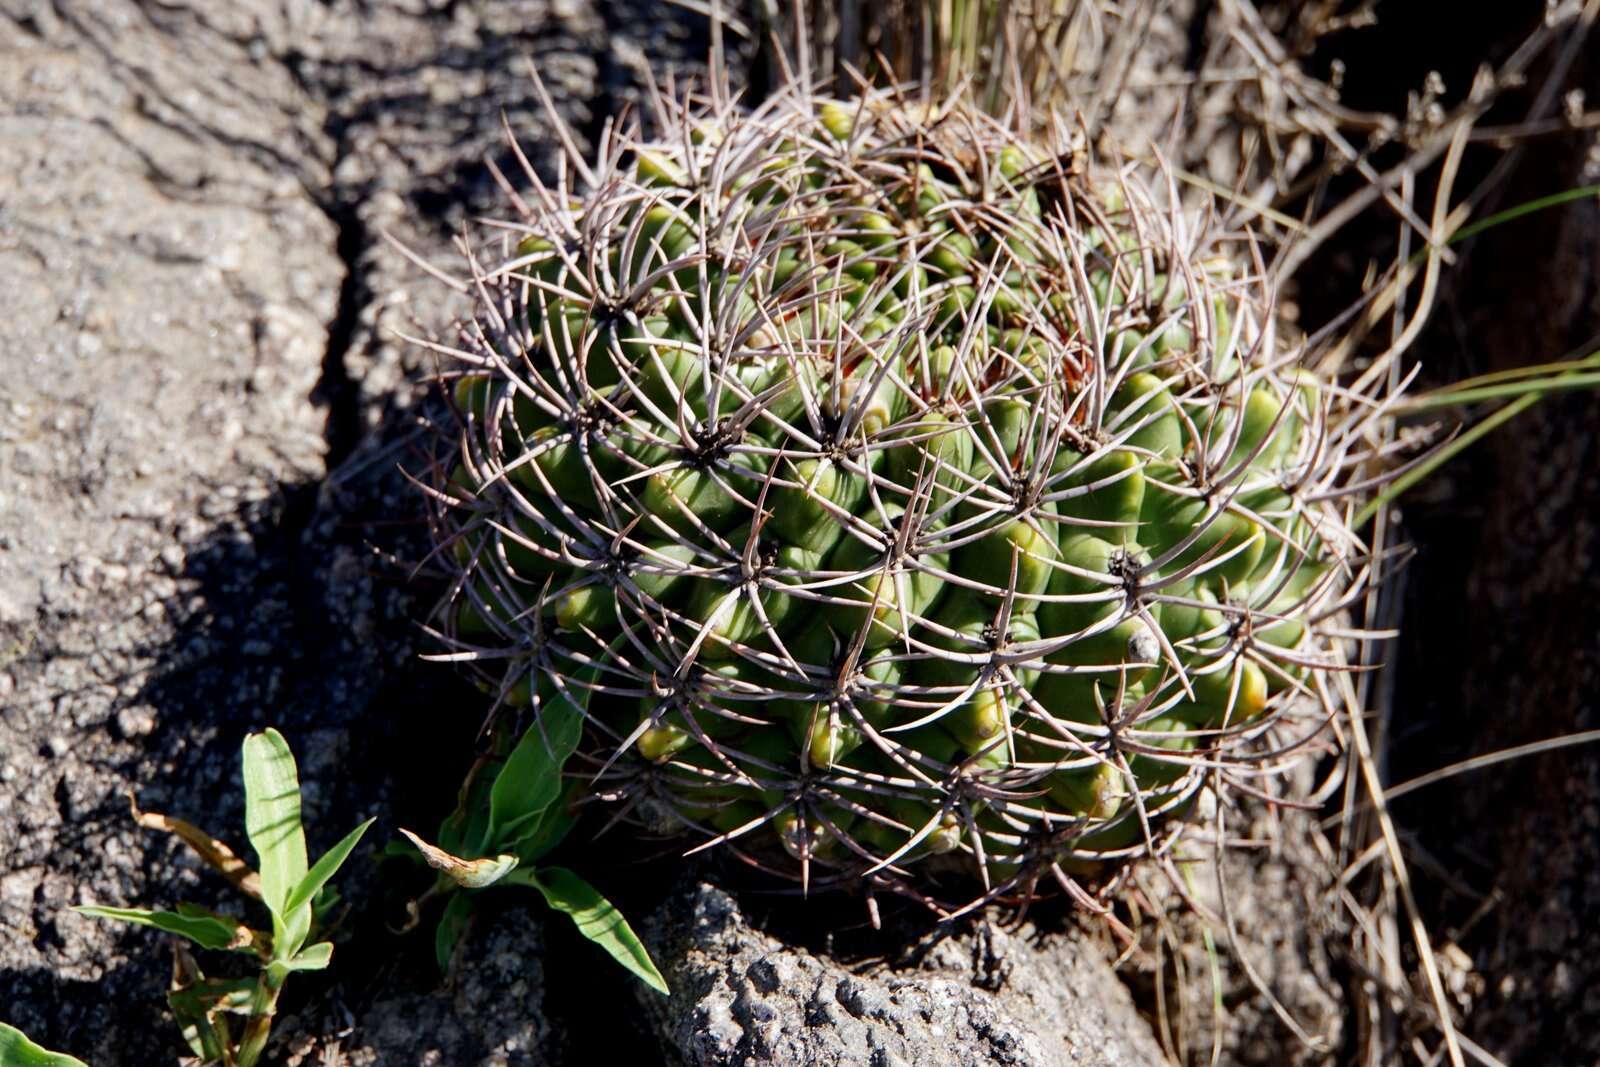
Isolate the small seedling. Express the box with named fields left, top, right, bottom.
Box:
left=399, top=675, right=668, bottom=995
left=0, top=1023, right=88, bottom=1067
left=76, top=729, right=373, bottom=1066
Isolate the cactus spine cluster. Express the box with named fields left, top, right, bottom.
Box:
left=424, top=81, right=1374, bottom=904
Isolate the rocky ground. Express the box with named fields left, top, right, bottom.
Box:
left=1, top=1, right=1595, bottom=1065
left=0, top=0, right=705, bottom=1061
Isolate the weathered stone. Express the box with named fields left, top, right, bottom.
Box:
left=340, top=908, right=557, bottom=1067
left=0, top=4, right=340, bottom=1061
left=0, top=0, right=639, bottom=1061
left=639, top=884, right=1166, bottom=1067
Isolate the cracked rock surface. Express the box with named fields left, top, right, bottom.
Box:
left=0, top=0, right=710, bottom=1062
left=1, top=6, right=343, bottom=1062
left=640, top=885, right=1166, bottom=1067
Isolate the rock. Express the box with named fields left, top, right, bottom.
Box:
left=639, top=884, right=1166, bottom=1067
left=339, top=907, right=557, bottom=1067
left=0, top=3, right=340, bottom=1060
left=0, top=0, right=718, bottom=1062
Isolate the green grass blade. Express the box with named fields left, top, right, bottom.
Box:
left=1368, top=185, right=1600, bottom=500
left=73, top=905, right=248, bottom=953
left=168, top=984, right=229, bottom=1060
left=516, top=867, right=669, bottom=995
left=1363, top=345, right=1600, bottom=525
left=1405, top=371, right=1600, bottom=409
left=1406, top=183, right=1600, bottom=270
left=1399, top=349, right=1600, bottom=411
left=283, top=818, right=375, bottom=920
left=487, top=676, right=591, bottom=849
left=241, top=729, right=308, bottom=919
left=1420, top=349, right=1600, bottom=390
left=0, top=1024, right=88, bottom=1067
left=1357, top=391, right=1537, bottom=527
left=1446, top=183, right=1600, bottom=247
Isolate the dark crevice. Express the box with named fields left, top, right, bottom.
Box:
left=312, top=196, right=369, bottom=473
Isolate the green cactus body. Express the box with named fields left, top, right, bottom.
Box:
left=423, top=84, right=1369, bottom=902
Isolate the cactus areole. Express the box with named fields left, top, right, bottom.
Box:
left=421, top=83, right=1371, bottom=906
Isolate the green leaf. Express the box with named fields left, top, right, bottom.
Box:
left=434, top=890, right=475, bottom=973
left=399, top=829, right=519, bottom=889
left=311, top=885, right=343, bottom=929
left=168, top=985, right=229, bottom=1060
left=168, top=976, right=258, bottom=1013
left=438, top=749, right=502, bottom=858
left=514, top=779, right=578, bottom=865
left=168, top=977, right=255, bottom=1058
left=513, top=867, right=668, bottom=995
left=0, top=1023, right=88, bottom=1067
left=487, top=681, right=589, bottom=849
left=74, top=905, right=250, bottom=953
left=1360, top=343, right=1600, bottom=526
left=283, top=818, right=375, bottom=919
left=1425, top=182, right=1600, bottom=257
left=241, top=729, right=308, bottom=920
left=282, top=942, right=333, bottom=972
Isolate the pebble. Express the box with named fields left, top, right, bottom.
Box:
left=115, top=707, right=156, bottom=739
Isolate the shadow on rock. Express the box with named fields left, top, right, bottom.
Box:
left=0, top=0, right=731, bottom=1062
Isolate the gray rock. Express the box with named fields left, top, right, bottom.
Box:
left=0, top=0, right=711, bottom=1062
left=640, top=884, right=1166, bottom=1067
left=0, top=4, right=341, bottom=1061
left=341, top=907, right=557, bottom=1067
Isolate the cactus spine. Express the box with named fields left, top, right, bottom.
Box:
left=421, top=81, right=1379, bottom=904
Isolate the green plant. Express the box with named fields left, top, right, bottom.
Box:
left=0, top=1024, right=87, bottom=1067
left=399, top=675, right=668, bottom=994
left=419, top=80, right=1394, bottom=909
left=76, top=729, right=372, bottom=1066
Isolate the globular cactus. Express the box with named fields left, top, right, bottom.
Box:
left=421, top=80, right=1377, bottom=905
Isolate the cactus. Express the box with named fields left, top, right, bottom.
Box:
left=419, top=82, right=1378, bottom=904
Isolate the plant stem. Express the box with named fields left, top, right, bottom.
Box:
left=234, top=971, right=285, bottom=1067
